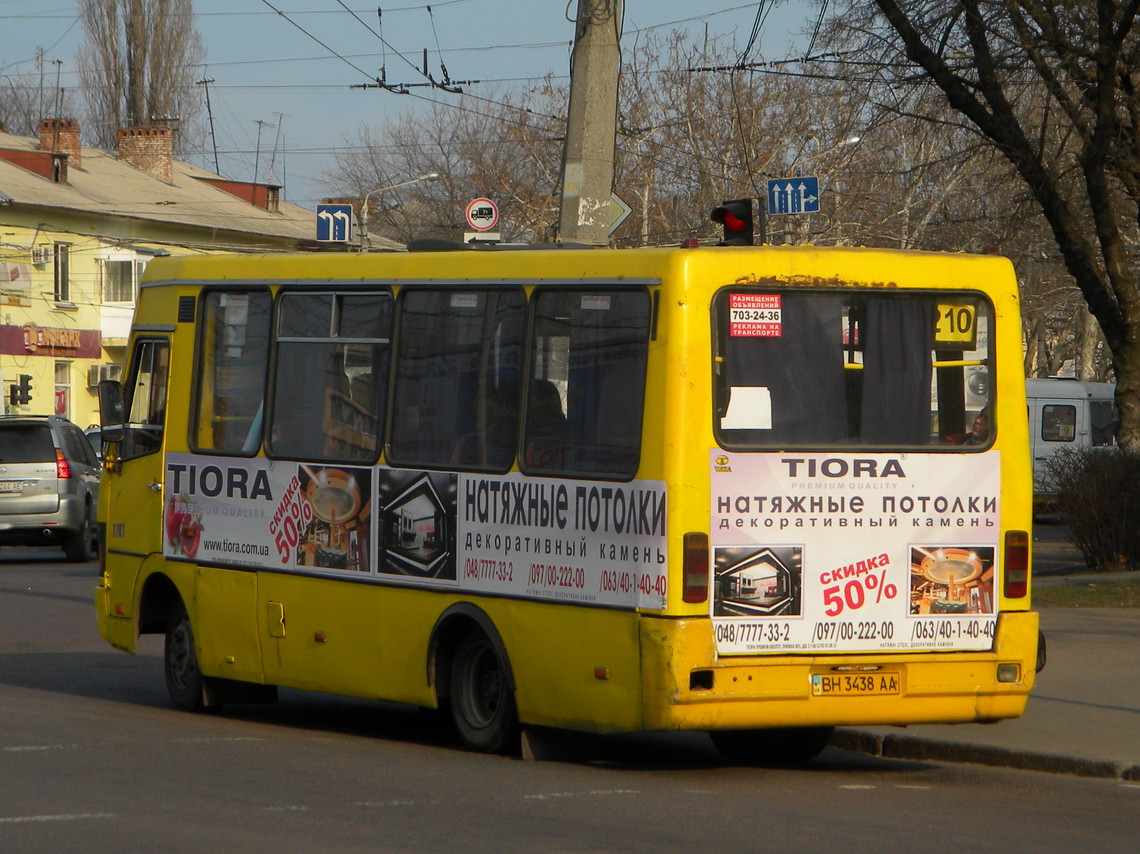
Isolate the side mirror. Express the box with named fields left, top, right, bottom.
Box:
left=98, top=379, right=126, bottom=443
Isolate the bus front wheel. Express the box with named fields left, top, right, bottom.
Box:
left=710, top=726, right=834, bottom=766
left=449, top=628, right=518, bottom=754
left=164, top=602, right=206, bottom=712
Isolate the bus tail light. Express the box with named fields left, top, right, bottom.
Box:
left=1004, top=530, right=1029, bottom=598
left=683, top=532, right=709, bottom=603
left=55, top=448, right=72, bottom=480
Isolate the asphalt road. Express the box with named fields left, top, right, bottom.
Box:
left=1, top=547, right=1136, bottom=854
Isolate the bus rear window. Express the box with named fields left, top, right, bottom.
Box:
left=713, top=290, right=993, bottom=449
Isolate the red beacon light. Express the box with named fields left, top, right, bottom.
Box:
left=710, top=199, right=754, bottom=246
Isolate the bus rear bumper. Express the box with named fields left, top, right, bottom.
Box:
left=639, top=611, right=1039, bottom=732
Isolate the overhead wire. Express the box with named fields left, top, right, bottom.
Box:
left=14, top=1, right=902, bottom=199
left=735, top=1, right=769, bottom=67
left=255, top=0, right=377, bottom=81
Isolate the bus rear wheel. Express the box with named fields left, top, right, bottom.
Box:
left=449, top=628, right=518, bottom=754
left=164, top=602, right=205, bottom=712
left=710, top=726, right=834, bottom=766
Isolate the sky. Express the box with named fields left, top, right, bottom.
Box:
left=0, top=1, right=817, bottom=210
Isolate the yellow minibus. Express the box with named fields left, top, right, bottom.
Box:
left=95, top=242, right=1038, bottom=762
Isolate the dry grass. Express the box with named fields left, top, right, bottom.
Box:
left=1033, top=580, right=1140, bottom=608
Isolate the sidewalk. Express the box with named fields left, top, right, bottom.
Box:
left=832, top=529, right=1140, bottom=780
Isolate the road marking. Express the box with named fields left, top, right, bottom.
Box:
left=0, top=813, right=114, bottom=824
left=3, top=744, right=68, bottom=752
left=839, top=784, right=877, bottom=790
left=525, top=789, right=641, bottom=800
left=354, top=800, right=417, bottom=808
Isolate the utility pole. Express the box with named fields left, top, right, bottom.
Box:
left=253, top=118, right=273, bottom=184
left=197, top=78, right=219, bottom=174
left=557, top=0, right=621, bottom=246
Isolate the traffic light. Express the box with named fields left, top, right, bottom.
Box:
left=8, top=374, right=32, bottom=406
left=711, top=199, right=754, bottom=246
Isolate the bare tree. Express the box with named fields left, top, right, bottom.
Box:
left=830, top=0, right=1140, bottom=447
left=325, top=85, right=564, bottom=244
left=0, top=58, right=78, bottom=135
left=76, top=0, right=205, bottom=151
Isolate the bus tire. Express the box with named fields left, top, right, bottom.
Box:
left=710, top=726, right=834, bottom=766
left=449, top=627, right=518, bottom=754
left=164, top=601, right=207, bottom=712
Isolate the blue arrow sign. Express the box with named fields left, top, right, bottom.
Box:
left=316, top=204, right=353, bottom=242
left=767, top=177, right=820, bottom=215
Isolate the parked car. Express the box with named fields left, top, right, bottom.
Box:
left=84, top=425, right=103, bottom=461
left=1026, top=378, right=1118, bottom=504
left=0, top=414, right=101, bottom=561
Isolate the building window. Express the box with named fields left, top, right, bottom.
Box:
left=102, top=258, right=137, bottom=303
left=53, top=243, right=71, bottom=302
left=54, top=360, right=70, bottom=417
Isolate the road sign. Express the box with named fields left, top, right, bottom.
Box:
left=465, top=198, right=499, bottom=232
left=608, top=192, right=632, bottom=235
left=766, top=177, right=820, bottom=215
left=316, top=204, right=353, bottom=242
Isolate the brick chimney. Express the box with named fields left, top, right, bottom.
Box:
left=116, top=126, right=173, bottom=183
left=38, top=118, right=81, bottom=168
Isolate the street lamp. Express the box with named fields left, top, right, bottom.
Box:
left=795, top=135, right=862, bottom=175
left=360, top=172, right=441, bottom=252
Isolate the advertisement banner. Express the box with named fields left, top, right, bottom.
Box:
left=457, top=473, right=667, bottom=609
left=163, top=455, right=373, bottom=573
left=162, top=454, right=667, bottom=610
left=710, top=450, right=1001, bottom=654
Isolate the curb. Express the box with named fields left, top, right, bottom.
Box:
left=832, top=728, right=1140, bottom=781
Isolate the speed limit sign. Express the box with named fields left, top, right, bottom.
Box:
left=465, top=198, right=499, bottom=232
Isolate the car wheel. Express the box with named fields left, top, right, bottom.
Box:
left=62, top=504, right=95, bottom=562
left=710, top=726, right=834, bottom=765
left=449, top=627, right=518, bottom=753
left=164, top=601, right=206, bottom=712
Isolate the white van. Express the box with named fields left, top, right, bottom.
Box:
left=1025, top=378, right=1118, bottom=498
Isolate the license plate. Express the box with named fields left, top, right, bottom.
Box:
left=0, top=480, right=26, bottom=494
left=811, top=672, right=900, bottom=697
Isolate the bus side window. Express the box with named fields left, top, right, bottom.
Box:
left=1041, top=404, right=1076, bottom=442
left=120, top=338, right=170, bottom=461
left=268, top=292, right=391, bottom=463
left=388, top=288, right=525, bottom=471
left=192, top=290, right=272, bottom=454
left=1090, top=399, right=1118, bottom=446
left=523, top=289, right=650, bottom=479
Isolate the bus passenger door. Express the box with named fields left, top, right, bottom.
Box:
left=102, top=337, right=170, bottom=593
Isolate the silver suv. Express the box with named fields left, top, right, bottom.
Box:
left=0, top=415, right=100, bottom=561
